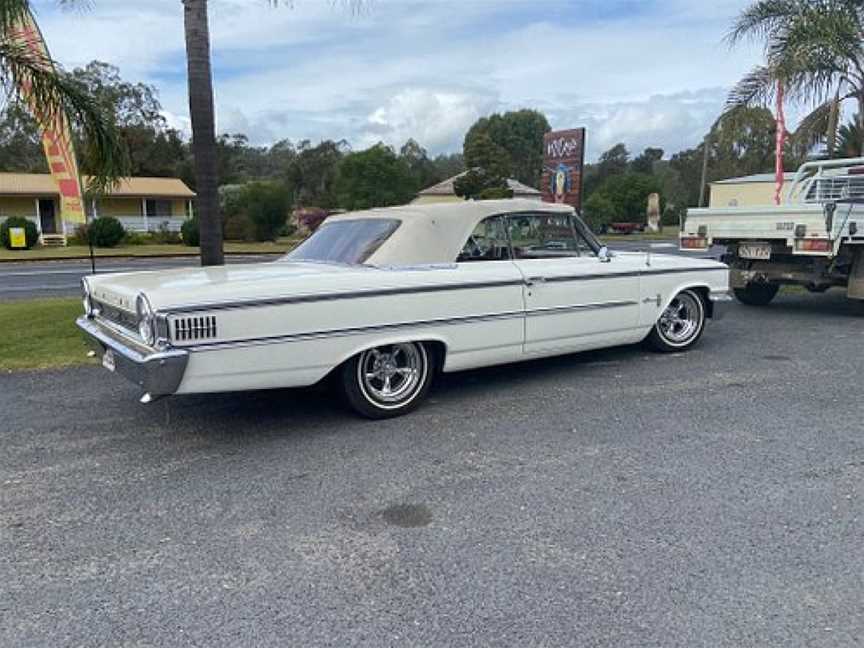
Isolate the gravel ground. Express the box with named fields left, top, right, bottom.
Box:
left=1, top=290, right=862, bottom=647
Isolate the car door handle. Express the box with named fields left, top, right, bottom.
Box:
left=525, top=276, right=547, bottom=287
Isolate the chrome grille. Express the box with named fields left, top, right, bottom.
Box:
left=94, top=300, right=137, bottom=332
left=173, top=315, right=217, bottom=342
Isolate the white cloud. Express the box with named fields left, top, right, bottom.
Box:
left=31, top=0, right=771, bottom=160
left=361, top=88, right=497, bottom=152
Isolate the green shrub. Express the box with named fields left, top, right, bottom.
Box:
left=181, top=217, right=199, bottom=247
left=150, top=223, right=181, bottom=244
left=478, top=186, right=514, bottom=200
left=87, top=216, right=126, bottom=248
left=279, top=221, right=297, bottom=238
left=243, top=182, right=290, bottom=241
left=224, top=212, right=256, bottom=241
left=222, top=182, right=290, bottom=241
left=0, top=217, right=39, bottom=250
left=123, top=231, right=148, bottom=246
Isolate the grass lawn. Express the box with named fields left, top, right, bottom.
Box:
left=0, top=238, right=300, bottom=262
left=0, top=298, right=94, bottom=371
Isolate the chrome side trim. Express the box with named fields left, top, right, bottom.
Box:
left=541, top=266, right=727, bottom=284
left=165, top=279, right=527, bottom=315
left=525, top=300, right=638, bottom=317
left=189, top=310, right=525, bottom=351
left=186, top=300, right=638, bottom=352
left=160, top=266, right=726, bottom=316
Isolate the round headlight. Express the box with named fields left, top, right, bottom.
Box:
left=136, top=294, right=156, bottom=346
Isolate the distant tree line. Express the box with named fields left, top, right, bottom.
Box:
left=2, top=60, right=860, bottom=236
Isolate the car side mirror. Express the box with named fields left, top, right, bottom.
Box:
left=598, top=246, right=612, bottom=263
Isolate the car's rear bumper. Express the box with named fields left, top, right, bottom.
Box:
left=708, top=291, right=733, bottom=321
left=76, top=316, right=188, bottom=398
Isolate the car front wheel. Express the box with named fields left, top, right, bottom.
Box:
left=341, top=342, right=435, bottom=419
left=647, top=289, right=706, bottom=352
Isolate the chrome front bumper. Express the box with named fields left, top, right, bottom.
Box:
left=708, top=291, right=734, bottom=321
left=77, top=317, right=188, bottom=398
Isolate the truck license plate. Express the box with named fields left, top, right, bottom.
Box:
left=102, top=349, right=116, bottom=372
left=739, top=243, right=771, bottom=260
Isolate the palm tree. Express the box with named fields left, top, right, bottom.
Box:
left=0, top=0, right=124, bottom=192
left=727, top=0, right=864, bottom=157
left=182, top=0, right=222, bottom=265
left=182, top=0, right=364, bottom=266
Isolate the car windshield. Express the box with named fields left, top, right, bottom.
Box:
left=284, top=218, right=401, bottom=265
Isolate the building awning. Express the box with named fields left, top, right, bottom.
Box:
left=0, top=173, right=195, bottom=198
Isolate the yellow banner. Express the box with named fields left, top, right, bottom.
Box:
left=8, top=10, right=86, bottom=228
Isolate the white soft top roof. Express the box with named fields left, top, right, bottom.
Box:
left=326, top=198, right=574, bottom=265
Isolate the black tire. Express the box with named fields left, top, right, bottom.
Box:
left=733, top=282, right=779, bottom=306
left=647, top=289, right=707, bottom=353
left=340, top=342, right=435, bottom=419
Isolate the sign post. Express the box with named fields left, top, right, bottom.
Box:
left=542, top=128, right=586, bottom=212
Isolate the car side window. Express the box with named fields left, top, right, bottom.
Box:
left=457, top=215, right=511, bottom=262
left=507, top=213, right=591, bottom=259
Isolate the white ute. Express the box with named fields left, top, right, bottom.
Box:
left=681, top=157, right=864, bottom=306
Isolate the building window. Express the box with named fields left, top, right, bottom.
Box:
left=144, top=199, right=173, bottom=217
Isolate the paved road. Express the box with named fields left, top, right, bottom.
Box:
left=0, top=254, right=282, bottom=300
left=0, top=239, right=718, bottom=300
left=2, top=291, right=862, bottom=646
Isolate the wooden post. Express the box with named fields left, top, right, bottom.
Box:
left=34, top=197, right=41, bottom=236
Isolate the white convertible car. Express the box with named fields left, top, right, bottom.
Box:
left=78, top=199, right=731, bottom=418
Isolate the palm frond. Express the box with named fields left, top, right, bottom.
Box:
left=727, top=0, right=802, bottom=46
left=0, top=39, right=127, bottom=193
left=792, top=99, right=839, bottom=150
left=726, top=65, right=778, bottom=109
left=0, top=0, right=31, bottom=36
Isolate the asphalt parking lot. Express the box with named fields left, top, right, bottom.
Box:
left=2, top=290, right=863, bottom=647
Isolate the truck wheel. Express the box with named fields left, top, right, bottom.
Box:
left=340, top=342, right=435, bottom=419
left=647, top=289, right=706, bottom=352
left=733, top=282, right=779, bottom=306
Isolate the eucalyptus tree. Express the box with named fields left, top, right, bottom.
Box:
left=0, top=0, right=125, bottom=192
left=727, top=0, right=864, bottom=157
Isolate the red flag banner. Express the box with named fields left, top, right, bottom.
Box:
left=8, top=10, right=86, bottom=230
left=775, top=80, right=786, bottom=206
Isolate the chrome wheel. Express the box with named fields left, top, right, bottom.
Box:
left=357, top=343, right=427, bottom=408
left=657, top=291, right=703, bottom=346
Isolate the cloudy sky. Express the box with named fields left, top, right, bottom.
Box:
left=32, top=0, right=765, bottom=161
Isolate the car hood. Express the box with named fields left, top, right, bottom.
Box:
left=86, top=260, right=383, bottom=312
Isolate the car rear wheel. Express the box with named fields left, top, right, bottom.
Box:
left=341, top=342, right=434, bottom=419
left=734, top=282, right=779, bottom=306
left=647, top=289, right=706, bottom=352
